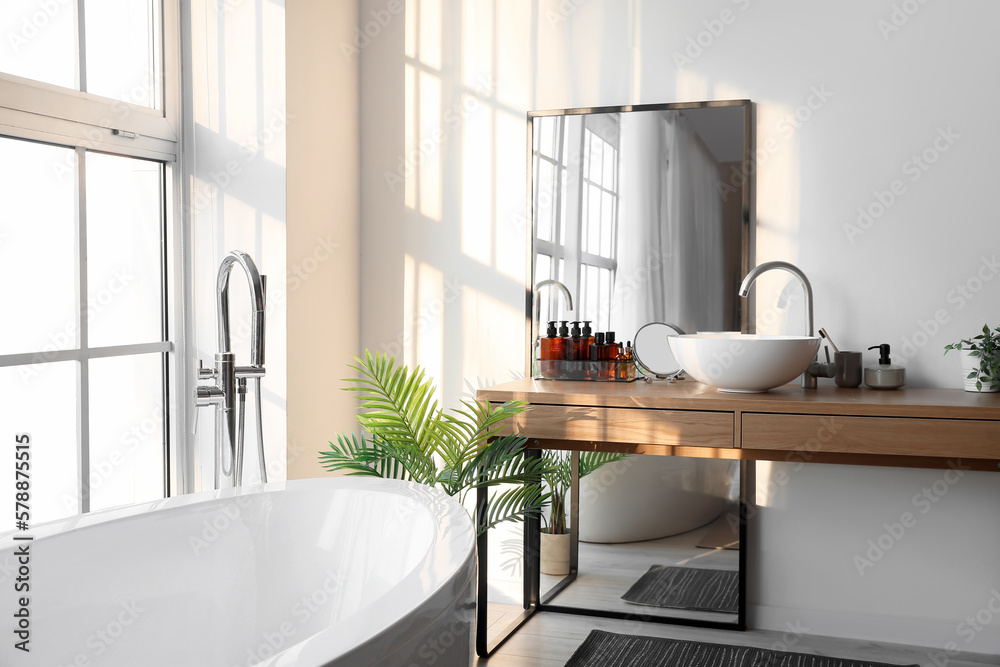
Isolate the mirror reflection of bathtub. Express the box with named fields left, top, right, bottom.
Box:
left=528, top=100, right=752, bottom=624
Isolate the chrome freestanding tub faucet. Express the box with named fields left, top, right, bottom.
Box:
left=195, top=250, right=268, bottom=488
left=738, top=260, right=817, bottom=389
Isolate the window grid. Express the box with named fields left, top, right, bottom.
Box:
left=534, top=117, right=621, bottom=334
left=0, top=1, right=177, bottom=518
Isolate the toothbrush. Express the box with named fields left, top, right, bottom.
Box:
left=819, top=328, right=840, bottom=354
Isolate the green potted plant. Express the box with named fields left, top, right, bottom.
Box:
left=944, top=324, right=1000, bottom=393
left=539, top=449, right=627, bottom=575
left=319, top=350, right=553, bottom=534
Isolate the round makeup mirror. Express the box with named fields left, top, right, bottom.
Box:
left=632, top=322, right=686, bottom=379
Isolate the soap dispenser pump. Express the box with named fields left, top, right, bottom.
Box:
left=864, top=343, right=905, bottom=390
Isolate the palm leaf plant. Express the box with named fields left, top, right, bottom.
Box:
left=945, top=324, right=1000, bottom=392
left=320, top=350, right=553, bottom=535
left=541, top=450, right=628, bottom=535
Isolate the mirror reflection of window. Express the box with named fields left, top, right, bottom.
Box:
left=533, top=115, right=620, bottom=333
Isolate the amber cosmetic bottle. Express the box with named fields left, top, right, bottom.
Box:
left=540, top=321, right=561, bottom=360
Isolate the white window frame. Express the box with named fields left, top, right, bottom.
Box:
left=0, top=0, right=186, bottom=511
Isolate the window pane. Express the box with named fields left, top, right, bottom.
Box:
left=84, top=0, right=160, bottom=108
left=86, top=152, right=163, bottom=347
left=0, top=1, right=78, bottom=89
left=0, top=362, right=79, bottom=530
left=536, top=158, right=553, bottom=242
left=89, top=353, right=164, bottom=511
left=0, top=138, right=77, bottom=355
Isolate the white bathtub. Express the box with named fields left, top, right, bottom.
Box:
left=0, top=478, right=476, bottom=666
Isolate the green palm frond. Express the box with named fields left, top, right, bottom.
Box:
left=320, top=432, right=408, bottom=479
left=477, top=483, right=550, bottom=534
left=321, top=349, right=550, bottom=535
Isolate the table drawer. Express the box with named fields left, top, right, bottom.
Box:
left=742, top=413, right=1000, bottom=458
left=510, top=404, right=734, bottom=448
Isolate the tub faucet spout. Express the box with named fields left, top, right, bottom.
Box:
left=196, top=251, right=268, bottom=489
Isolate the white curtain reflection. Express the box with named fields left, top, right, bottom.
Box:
left=611, top=110, right=726, bottom=341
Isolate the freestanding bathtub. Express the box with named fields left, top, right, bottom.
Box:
left=0, top=477, right=476, bottom=666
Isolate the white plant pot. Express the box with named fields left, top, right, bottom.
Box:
left=960, top=349, right=999, bottom=392
left=540, top=531, right=571, bottom=576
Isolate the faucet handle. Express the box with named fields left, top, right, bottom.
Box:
left=198, top=359, right=216, bottom=380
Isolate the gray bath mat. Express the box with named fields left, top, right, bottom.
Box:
left=620, top=566, right=738, bottom=613
left=564, top=630, right=921, bottom=667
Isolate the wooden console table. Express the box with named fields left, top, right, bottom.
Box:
left=473, top=378, right=1000, bottom=655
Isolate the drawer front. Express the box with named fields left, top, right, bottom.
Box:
left=742, top=413, right=1000, bottom=459
left=511, top=405, right=734, bottom=448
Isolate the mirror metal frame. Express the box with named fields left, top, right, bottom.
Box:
left=523, top=98, right=755, bottom=371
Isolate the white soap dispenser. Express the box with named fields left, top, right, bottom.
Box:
left=864, top=343, right=905, bottom=389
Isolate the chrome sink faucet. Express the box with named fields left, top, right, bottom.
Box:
left=532, top=279, right=574, bottom=354
left=738, top=260, right=817, bottom=389
left=195, top=251, right=268, bottom=488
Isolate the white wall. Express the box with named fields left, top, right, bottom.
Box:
left=357, top=0, right=1000, bottom=654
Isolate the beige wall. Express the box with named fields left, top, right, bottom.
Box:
left=286, top=0, right=360, bottom=480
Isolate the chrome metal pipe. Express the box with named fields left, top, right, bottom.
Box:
left=532, top=279, right=574, bottom=355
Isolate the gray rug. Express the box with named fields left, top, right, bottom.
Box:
left=564, top=630, right=920, bottom=667
left=621, top=566, right=738, bottom=613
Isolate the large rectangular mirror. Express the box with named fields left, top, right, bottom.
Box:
left=526, top=100, right=753, bottom=628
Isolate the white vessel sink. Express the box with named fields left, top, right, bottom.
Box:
left=667, top=333, right=821, bottom=393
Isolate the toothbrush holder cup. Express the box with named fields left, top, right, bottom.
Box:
left=835, top=351, right=863, bottom=388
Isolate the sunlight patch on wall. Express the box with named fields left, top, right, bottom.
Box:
left=462, top=0, right=493, bottom=91
left=224, top=0, right=259, bottom=144
left=461, top=93, right=493, bottom=265
left=419, top=0, right=442, bottom=70
left=676, top=69, right=709, bottom=102
left=403, top=253, right=416, bottom=369
left=190, top=0, right=220, bottom=130
left=496, top=0, right=530, bottom=110
left=404, top=64, right=417, bottom=210
left=419, top=71, right=442, bottom=221
left=461, top=286, right=523, bottom=389
left=405, top=0, right=417, bottom=58
left=262, top=1, right=286, bottom=168
left=417, top=262, right=445, bottom=405
left=495, top=109, right=527, bottom=281
left=753, top=101, right=802, bottom=336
